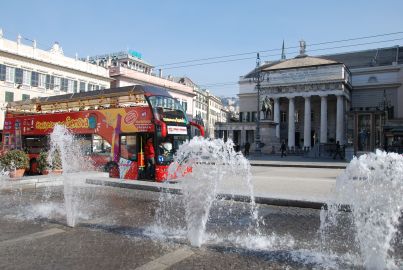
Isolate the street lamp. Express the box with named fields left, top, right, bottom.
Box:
left=252, top=53, right=265, bottom=154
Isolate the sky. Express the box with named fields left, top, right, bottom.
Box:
left=2, top=0, right=403, bottom=97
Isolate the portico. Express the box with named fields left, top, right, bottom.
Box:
left=230, top=48, right=352, bottom=154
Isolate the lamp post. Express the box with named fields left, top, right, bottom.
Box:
left=253, top=53, right=265, bottom=154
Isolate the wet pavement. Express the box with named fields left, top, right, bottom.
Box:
left=1, top=183, right=402, bottom=270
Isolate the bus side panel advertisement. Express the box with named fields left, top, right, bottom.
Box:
left=9, top=107, right=153, bottom=141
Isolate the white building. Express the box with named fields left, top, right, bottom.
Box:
left=0, top=30, right=111, bottom=130
left=175, top=77, right=229, bottom=138
left=207, top=94, right=225, bottom=138
left=216, top=42, right=403, bottom=156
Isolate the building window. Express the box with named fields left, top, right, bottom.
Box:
left=311, top=111, right=315, bottom=122
left=60, top=78, right=68, bottom=92
left=88, top=83, right=94, bottom=91
left=31, top=72, right=39, bottom=87
left=67, top=79, right=74, bottom=92
left=0, top=64, right=6, bottom=81
left=23, top=70, right=31, bottom=85
left=239, top=112, right=243, bottom=122
left=38, top=74, right=46, bottom=88
left=46, top=75, right=54, bottom=90
left=281, top=111, right=287, bottom=123
left=252, top=112, right=257, bottom=122
left=295, top=111, right=300, bottom=123
left=80, top=81, right=86, bottom=92
left=74, top=81, right=78, bottom=92
left=6, top=66, right=15, bottom=82
left=182, top=101, right=188, bottom=112
left=5, top=91, right=14, bottom=102
left=54, top=77, right=61, bottom=91
left=15, top=68, right=23, bottom=84
left=22, top=94, right=30, bottom=100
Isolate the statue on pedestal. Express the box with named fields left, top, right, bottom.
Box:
left=261, top=96, right=272, bottom=120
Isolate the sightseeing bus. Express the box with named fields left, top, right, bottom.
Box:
left=1, top=85, right=204, bottom=181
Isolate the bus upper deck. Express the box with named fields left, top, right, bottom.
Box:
left=2, top=85, right=204, bottom=181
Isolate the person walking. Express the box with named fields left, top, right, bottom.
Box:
left=144, top=137, right=155, bottom=179
left=280, top=141, right=287, bottom=158
left=244, top=142, right=250, bottom=157
left=333, top=141, right=343, bottom=160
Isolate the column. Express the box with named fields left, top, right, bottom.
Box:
left=288, top=97, right=295, bottom=148
left=303, top=96, right=311, bottom=149
left=320, top=95, right=328, bottom=143
left=241, top=129, right=246, bottom=146
left=336, top=95, right=344, bottom=144
left=274, top=98, right=280, bottom=138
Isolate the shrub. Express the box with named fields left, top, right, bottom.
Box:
left=37, top=150, right=62, bottom=172
left=0, top=149, right=29, bottom=170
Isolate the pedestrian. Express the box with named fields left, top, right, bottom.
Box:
left=244, top=142, right=250, bottom=157
left=280, top=141, right=287, bottom=158
left=333, top=141, right=343, bottom=160
left=235, top=143, right=240, bottom=152
left=144, top=137, right=155, bottom=179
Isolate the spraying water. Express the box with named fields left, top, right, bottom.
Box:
left=49, top=124, right=93, bottom=227
left=152, top=137, right=260, bottom=247
left=321, top=150, right=403, bottom=269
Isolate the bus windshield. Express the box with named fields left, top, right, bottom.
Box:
left=148, top=96, right=187, bottom=122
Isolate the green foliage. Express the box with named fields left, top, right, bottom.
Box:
left=0, top=149, right=29, bottom=170
left=37, top=150, right=62, bottom=172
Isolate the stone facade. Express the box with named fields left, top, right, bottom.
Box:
left=216, top=44, right=403, bottom=155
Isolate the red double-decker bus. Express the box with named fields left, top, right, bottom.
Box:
left=1, top=85, right=204, bottom=181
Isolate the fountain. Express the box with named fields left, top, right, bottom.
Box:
left=150, top=137, right=267, bottom=248
left=0, top=129, right=402, bottom=269
left=321, top=150, right=403, bottom=269
left=48, top=124, right=94, bottom=227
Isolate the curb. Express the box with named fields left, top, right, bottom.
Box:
left=86, top=178, right=327, bottom=210
left=249, top=163, right=346, bottom=169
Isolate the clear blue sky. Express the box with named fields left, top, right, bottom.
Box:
left=2, top=0, right=403, bottom=97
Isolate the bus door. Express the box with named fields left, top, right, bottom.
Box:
left=136, top=133, right=149, bottom=179
left=22, top=136, right=48, bottom=175
left=119, top=134, right=138, bottom=180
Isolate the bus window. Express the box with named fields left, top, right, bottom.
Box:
left=120, top=134, right=137, bottom=160
left=3, top=133, right=10, bottom=149
left=92, top=135, right=111, bottom=155
left=23, top=136, right=48, bottom=154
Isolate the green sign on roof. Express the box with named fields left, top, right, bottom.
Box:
left=129, top=50, right=142, bottom=59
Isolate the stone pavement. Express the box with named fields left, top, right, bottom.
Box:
left=0, top=186, right=371, bottom=270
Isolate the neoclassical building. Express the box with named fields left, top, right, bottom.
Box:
left=216, top=42, right=403, bottom=156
